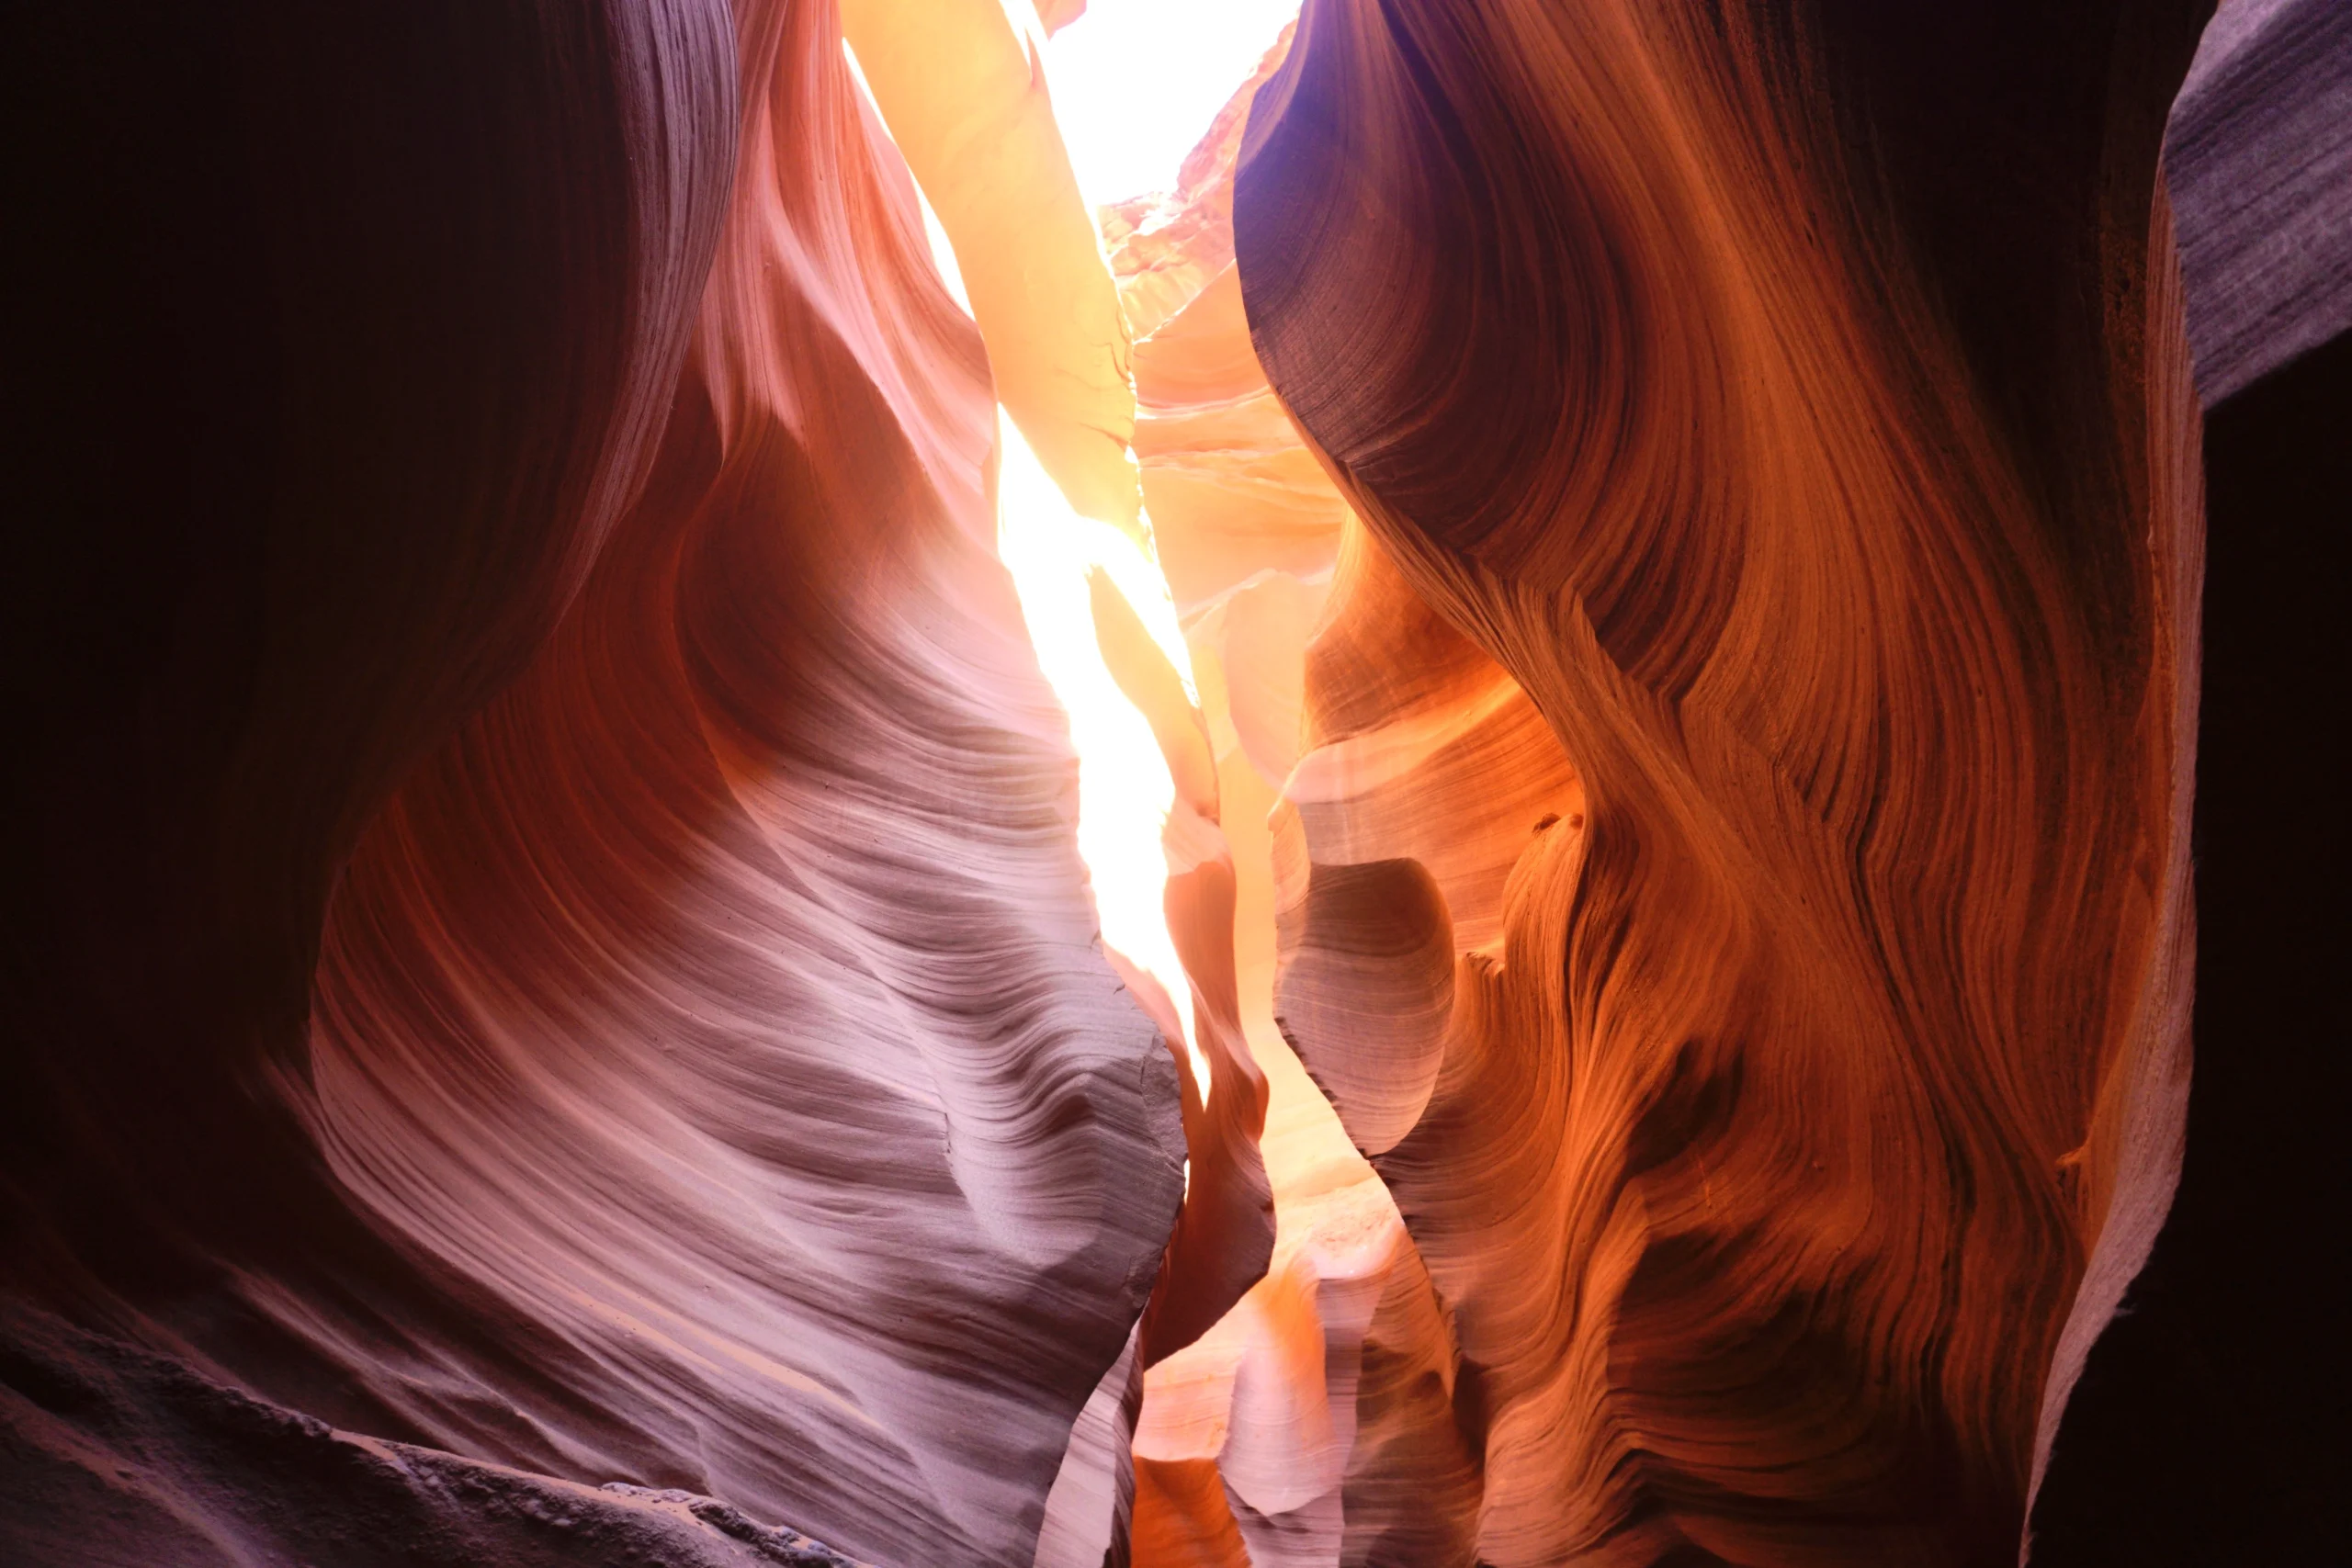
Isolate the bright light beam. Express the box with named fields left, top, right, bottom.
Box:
left=853, top=7, right=1278, bottom=1104
left=1045, top=0, right=1302, bottom=208
left=995, top=410, right=1210, bottom=1096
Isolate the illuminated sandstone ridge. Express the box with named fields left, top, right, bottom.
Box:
left=1238, top=1, right=2209, bottom=1563
left=6, top=4, right=1193, bottom=1564
left=1082, top=32, right=1506, bottom=1562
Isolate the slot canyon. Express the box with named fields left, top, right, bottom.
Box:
left=2, top=0, right=2345, bottom=1563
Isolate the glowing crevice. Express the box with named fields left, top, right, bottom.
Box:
left=996, top=410, right=1209, bottom=1095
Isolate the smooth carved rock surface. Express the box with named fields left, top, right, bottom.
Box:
left=1093, top=38, right=1498, bottom=1568
left=1238, top=1, right=2208, bottom=1562
left=304, top=7, right=1189, bottom=1561
left=5, top=3, right=1185, bottom=1565
left=2165, top=0, right=2352, bottom=403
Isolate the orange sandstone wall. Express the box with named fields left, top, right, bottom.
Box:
left=1236, top=1, right=2210, bottom=1562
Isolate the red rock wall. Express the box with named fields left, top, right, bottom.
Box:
left=1236, top=1, right=2209, bottom=1562
left=4, top=4, right=1185, bottom=1564
left=300, top=6, right=1187, bottom=1561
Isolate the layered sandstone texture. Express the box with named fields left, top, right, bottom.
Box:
left=4, top=3, right=1188, bottom=1564
left=5, top=0, right=2347, bottom=1565
left=1236, top=0, right=2214, bottom=1562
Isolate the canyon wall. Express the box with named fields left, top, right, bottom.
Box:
left=4, top=3, right=1188, bottom=1564
left=2023, top=4, right=2351, bottom=1559
left=1236, top=0, right=2211, bottom=1562
left=5, top=0, right=2346, bottom=1563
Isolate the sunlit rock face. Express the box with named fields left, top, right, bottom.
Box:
left=1236, top=0, right=2211, bottom=1562
left=1091, top=34, right=1402, bottom=1564
left=302, top=6, right=1192, bottom=1562
left=4, top=4, right=1184, bottom=1565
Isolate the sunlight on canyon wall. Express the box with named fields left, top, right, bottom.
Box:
left=7, top=0, right=2346, bottom=1565
left=997, top=411, right=1207, bottom=1092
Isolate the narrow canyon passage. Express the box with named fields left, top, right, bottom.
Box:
left=3, top=1, right=2344, bottom=1566
left=854, top=10, right=1431, bottom=1556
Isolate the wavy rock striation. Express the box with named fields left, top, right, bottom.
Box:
left=1238, top=1, right=2210, bottom=1562
left=302, top=7, right=1189, bottom=1561
left=5, top=3, right=1188, bottom=1565
left=2164, top=0, right=2352, bottom=402
left=0, top=1303, right=868, bottom=1568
